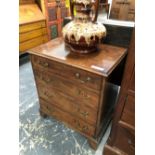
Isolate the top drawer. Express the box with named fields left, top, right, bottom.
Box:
left=31, top=55, right=102, bottom=91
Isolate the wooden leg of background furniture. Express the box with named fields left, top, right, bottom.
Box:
left=88, top=139, right=98, bottom=150
left=103, top=144, right=127, bottom=155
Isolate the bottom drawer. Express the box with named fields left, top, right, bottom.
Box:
left=19, top=35, right=48, bottom=52
left=40, top=99, right=95, bottom=137
left=19, top=28, right=47, bottom=42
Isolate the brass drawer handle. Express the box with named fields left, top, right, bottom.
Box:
left=38, top=60, right=49, bottom=67
left=82, top=126, right=88, bottom=132
left=75, top=73, right=80, bottom=78
left=75, top=73, right=85, bottom=83
left=86, top=77, right=91, bottom=82
left=76, top=107, right=89, bottom=118
left=77, top=90, right=90, bottom=99
left=44, top=91, right=52, bottom=97
left=85, top=94, right=90, bottom=99
left=44, top=91, right=48, bottom=96
left=43, top=62, right=49, bottom=67
left=80, top=80, right=85, bottom=84
left=44, top=78, right=51, bottom=83
left=80, top=111, right=89, bottom=118
left=74, top=120, right=89, bottom=132
left=41, top=77, right=52, bottom=83
left=75, top=73, right=92, bottom=83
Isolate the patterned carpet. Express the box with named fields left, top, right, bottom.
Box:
left=19, top=55, right=111, bottom=155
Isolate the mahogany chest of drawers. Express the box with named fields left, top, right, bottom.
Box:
left=29, top=38, right=127, bottom=149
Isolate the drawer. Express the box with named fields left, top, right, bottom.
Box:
left=37, top=82, right=98, bottom=126
left=19, top=20, right=46, bottom=33
left=40, top=99, right=96, bottom=137
left=121, top=95, right=135, bottom=127
left=31, top=55, right=102, bottom=91
left=33, top=69, right=100, bottom=109
left=19, top=28, right=47, bottom=42
left=19, top=35, right=48, bottom=52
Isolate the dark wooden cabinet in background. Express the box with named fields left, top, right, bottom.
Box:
left=110, top=0, right=135, bottom=21
left=103, top=29, right=135, bottom=155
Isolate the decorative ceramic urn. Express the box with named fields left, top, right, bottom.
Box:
left=62, top=0, right=106, bottom=54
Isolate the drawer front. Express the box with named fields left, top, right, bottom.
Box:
left=31, top=55, right=102, bottom=91
left=121, top=95, right=135, bottom=127
left=40, top=99, right=96, bottom=137
left=33, top=69, right=100, bottom=109
left=37, top=82, right=97, bottom=126
left=19, top=20, right=46, bottom=33
left=19, top=35, right=48, bottom=52
left=19, top=28, right=47, bottom=42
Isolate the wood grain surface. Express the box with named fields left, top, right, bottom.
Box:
left=19, top=4, right=45, bottom=25
left=29, top=37, right=127, bottom=77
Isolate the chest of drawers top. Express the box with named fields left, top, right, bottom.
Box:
left=29, top=38, right=127, bottom=77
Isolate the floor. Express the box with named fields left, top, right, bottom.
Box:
left=19, top=55, right=111, bottom=155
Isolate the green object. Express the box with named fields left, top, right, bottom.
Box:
left=50, top=25, right=58, bottom=39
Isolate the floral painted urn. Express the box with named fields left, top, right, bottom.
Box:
left=62, top=0, right=106, bottom=54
